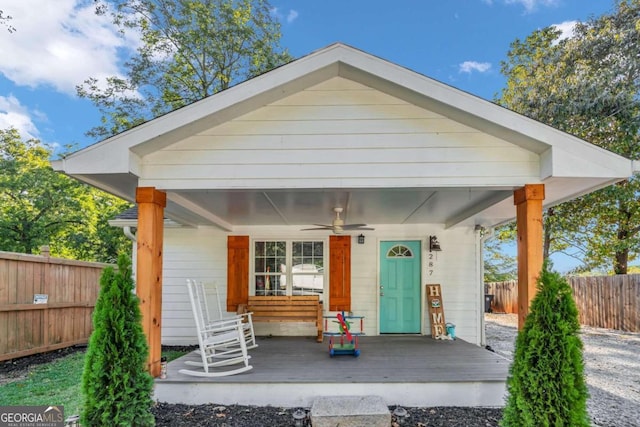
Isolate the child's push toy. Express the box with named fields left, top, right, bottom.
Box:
left=323, top=311, right=364, bottom=357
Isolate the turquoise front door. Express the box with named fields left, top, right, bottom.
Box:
left=379, top=240, right=421, bottom=333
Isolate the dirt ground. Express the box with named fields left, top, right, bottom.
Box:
left=485, top=313, right=640, bottom=427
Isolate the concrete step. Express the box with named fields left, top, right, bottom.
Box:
left=310, top=395, right=391, bottom=427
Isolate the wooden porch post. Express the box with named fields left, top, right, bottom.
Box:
left=514, top=184, right=545, bottom=330
left=136, top=187, right=166, bottom=377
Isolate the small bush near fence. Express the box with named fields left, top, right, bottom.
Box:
left=486, top=275, right=640, bottom=332
left=0, top=249, right=111, bottom=361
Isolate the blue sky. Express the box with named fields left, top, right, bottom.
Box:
left=0, top=0, right=620, bottom=272
left=0, top=0, right=616, bottom=150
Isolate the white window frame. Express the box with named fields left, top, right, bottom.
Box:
left=251, top=239, right=326, bottom=298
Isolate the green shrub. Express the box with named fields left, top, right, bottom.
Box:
left=501, top=262, right=589, bottom=427
left=81, top=254, right=155, bottom=426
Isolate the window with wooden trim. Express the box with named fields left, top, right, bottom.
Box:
left=253, top=240, right=324, bottom=297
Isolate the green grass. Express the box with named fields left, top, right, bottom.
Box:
left=0, top=351, right=86, bottom=416
left=0, top=348, right=189, bottom=419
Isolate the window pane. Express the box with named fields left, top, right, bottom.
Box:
left=255, top=241, right=285, bottom=273
left=292, top=241, right=302, bottom=257
left=254, top=240, right=324, bottom=297
left=292, top=241, right=324, bottom=296
left=254, top=241, right=265, bottom=257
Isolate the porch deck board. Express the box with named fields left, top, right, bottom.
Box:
left=162, top=336, right=508, bottom=384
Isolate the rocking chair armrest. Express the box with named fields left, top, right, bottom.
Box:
left=202, top=318, right=244, bottom=334
left=238, top=312, right=253, bottom=321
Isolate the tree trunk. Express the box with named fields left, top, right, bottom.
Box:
left=614, top=249, right=628, bottom=274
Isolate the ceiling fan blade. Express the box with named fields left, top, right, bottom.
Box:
left=340, top=224, right=368, bottom=229
left=301, top=226, right=333, bottom=231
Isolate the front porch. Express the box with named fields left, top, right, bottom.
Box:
left=154, top=335, right=509, bottom=408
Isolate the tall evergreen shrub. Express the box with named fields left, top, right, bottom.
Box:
left=81, top=254, right=155, bottom=426
left=501, top=263, right=589, bottom=426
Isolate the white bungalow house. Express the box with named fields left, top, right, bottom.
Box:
left=53, top=43, right=637, bottom=379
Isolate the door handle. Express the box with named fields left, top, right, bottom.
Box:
left=380, top=285, right=384, bottom=296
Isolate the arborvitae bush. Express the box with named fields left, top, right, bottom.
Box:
left=501, top=263, right=589, bottom=427
left=81, top=254, right=155, bottom=426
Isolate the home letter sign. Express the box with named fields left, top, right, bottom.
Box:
left=426, top=284, right=446, bottom=338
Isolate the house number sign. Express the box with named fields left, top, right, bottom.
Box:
left=427, top=252, right=436, bottom=276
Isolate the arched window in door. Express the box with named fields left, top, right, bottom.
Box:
left=386, top=244, right=414, bottom=258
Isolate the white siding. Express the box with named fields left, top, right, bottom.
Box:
left=160, top=224, right=483, bottom=346
left=141, top=77, right=540, bottom=190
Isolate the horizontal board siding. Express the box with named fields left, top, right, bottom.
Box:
left=143, top=162, right=538, bottom=181
left=161, top=227, right=228, bottom=344
left=149, top=146, right=538, bottom=166
left=142, top=77, right=540, bottom=190
left=167, top=133, right=517, bottom=151
left=241, top=104, right=444, bottom=121
left=201, top=118, right=478, bottom=135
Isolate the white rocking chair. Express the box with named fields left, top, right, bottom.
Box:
left=190, top=279, right=258, bottom=351
left=179, top=279, right=253, bottom=377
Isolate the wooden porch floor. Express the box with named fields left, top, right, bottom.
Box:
left=154, top=335, right=510, bottom=408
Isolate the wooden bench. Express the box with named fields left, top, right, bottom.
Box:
left=238, top=295, right=324, bottom=342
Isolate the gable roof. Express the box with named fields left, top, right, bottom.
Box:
left=53, top=43, right=637, bottom=229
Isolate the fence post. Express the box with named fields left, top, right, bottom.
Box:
left=40, top=245, right=51, bottom=349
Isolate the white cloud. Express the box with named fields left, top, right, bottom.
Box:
left=286, top=10, right=299, bottom=24
left=0, top=95, right=40, bottom=139
left=485, top=0, right=559, bottom=13
left=552, top=20, right=578, bottom=41
left=270, top=7, right=299, bottom=24
left=459, top=61, right=492, bottom=74
left=0, top=0, right=135, bottom=95
left=504, top=0, right=559, bottom=13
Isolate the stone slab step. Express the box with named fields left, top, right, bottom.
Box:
left=310, top=395, right=391, bottom=427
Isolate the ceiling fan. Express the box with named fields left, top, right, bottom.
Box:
left=301, top=207, right=374, bottom=234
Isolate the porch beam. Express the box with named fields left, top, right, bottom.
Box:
left=444, top=190, right=512, bottom=229
left=136, top=186, right=166, bottom=377
left=167, top=192, right=233, bottom=231
left=514, top=184, right=544, bottom=330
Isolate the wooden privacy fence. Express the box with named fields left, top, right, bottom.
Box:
left=485, top=275, right=640, bottom=332
left=0, top=249, right=111, bottom=361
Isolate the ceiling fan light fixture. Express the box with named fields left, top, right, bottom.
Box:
left=300, top=207, right=375, bottom=234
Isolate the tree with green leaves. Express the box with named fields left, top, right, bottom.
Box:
left=79, top=0, right=292, bottom=139
left=483, top=230, right=517, bottom=282
left=81, top=254, right=155, bottom=426
left=0, top=127, right=131, bottom=261
left=501, top=263, right=589, bottom=426
left=497, top=0, right=640, bottom=274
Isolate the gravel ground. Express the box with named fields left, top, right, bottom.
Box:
left=485, top=313, right=640, bottom=427
left=2, top=315, right=638, bottom=426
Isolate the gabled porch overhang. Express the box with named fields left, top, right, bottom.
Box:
left=51, top=43, right=637, bottom=377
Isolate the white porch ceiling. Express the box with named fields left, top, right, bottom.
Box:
left=163, top=187, right=514, bottom=230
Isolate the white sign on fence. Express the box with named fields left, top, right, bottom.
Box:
left=33, top=294, right=48, bottom=304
